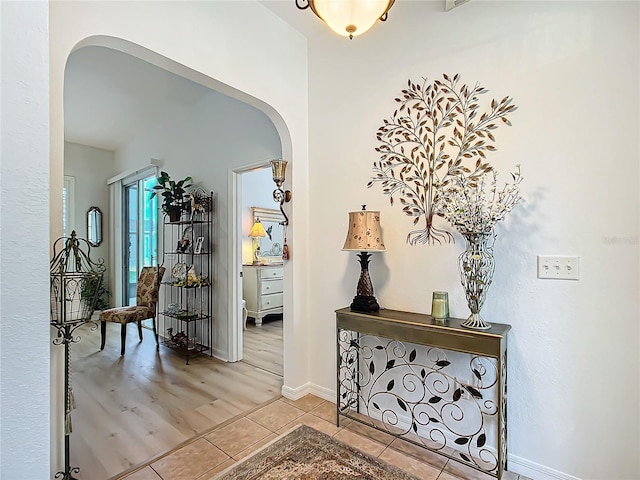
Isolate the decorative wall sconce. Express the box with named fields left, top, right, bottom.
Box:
left=270, top=159, right=291, bottom=261
left=50, top=231, right=105, bottom=480
left=248, top=218, right=267, bottom=264
left=270, top=159, right=292, bottom=226
left=343, top=206, right=386, bottom=312
left=296, top=0, right=395, bottom=39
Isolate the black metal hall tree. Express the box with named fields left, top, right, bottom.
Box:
left=50, top=231, right=105, bottom=479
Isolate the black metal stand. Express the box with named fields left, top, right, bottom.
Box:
left=350, top=252, right=379, bottom=312
left=50, top=231, right=105, bottom=480
left=272, top=186, right=291, bottom=226
left=52, top=321, right=94, bottom=480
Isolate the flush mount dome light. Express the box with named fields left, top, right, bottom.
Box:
left=296, top=0, right=395, bottom=39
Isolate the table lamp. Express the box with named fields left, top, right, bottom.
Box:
left=249, top=219, right=267, bottom=264
left=343, top=206, right=386, bottom=312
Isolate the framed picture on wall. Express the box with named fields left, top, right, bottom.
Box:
left=194, top=236, right=204, bottom=254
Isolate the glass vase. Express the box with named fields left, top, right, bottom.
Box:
left=458, top=231, right=495, bottom=329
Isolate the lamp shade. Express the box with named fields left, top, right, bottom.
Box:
left=309, top=0, right=394, bottom=38
left=270, top=159, right=288, bottom=187
left=343, top=209, right=386, bottom=251
left=249, top=221, right=267, bottom=238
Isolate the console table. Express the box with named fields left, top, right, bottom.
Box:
left=336, top=307, right=511, bottom=479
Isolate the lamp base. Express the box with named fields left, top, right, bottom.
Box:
left=350, top=295, right=380, bottom=313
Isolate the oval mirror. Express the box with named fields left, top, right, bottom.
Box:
left=87, top=206, right=102, bottom=247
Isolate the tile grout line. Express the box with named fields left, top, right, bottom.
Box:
left=122, top=396, right=516, bottom=480
left=113, top=395, right=284, bottom=480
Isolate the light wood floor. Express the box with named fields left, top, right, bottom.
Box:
left=242, top=317, right=283, bottom=376
left=69, top=319, right=283, bottom=480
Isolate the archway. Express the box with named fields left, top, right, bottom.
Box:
left=57, top=35, right=297, bottom=478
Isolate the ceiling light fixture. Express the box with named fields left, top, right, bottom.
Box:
left=296, top=0, right=395, bottom=39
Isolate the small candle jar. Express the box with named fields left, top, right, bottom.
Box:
left=431, top=291, right=450, bottom=324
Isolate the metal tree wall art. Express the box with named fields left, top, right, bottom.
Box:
left=368, top=74, right=518, bottom=245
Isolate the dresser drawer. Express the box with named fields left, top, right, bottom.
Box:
left=260, top=279, right=283, bottom=295
left=260, top=267, right=283, bottom=279
left=260, top=292, right=283, bottom=310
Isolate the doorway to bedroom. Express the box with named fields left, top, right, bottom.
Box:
left=239, top=166, right=284, bottom=377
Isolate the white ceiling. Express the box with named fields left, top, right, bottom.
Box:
left=63, top=1, right=323, bottom=152
left=64, top=2, right=458, bottom=150
left=64, top=46, right=220, bottom=151
left=260, top=0, right=327, bottom=37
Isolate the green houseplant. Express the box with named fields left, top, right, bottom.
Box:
left=80, top=276, right=111, bottom=311
left=150, top=171, right=192, bottom=222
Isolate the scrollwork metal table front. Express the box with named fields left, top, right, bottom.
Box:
left=336, top=307, right=510, bottom=479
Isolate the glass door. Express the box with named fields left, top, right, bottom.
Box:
left=123, top=175, right=158, bottom=306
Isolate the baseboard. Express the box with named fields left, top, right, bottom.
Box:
left=210, top=347, right=228, bottom=361
left=507, top=454, right=582, bottom=480
left=281, top=382, right=334, bottom=402
left=289, top=382, right=583, bottom=480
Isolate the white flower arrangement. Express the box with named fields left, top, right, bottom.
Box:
left=436, top=166, right=523, bottom=235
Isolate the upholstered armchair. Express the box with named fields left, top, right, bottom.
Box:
left=99, top=266, right=165, bottom=356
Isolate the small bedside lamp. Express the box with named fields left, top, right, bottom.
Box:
left=249, top=219, right=267, bottom=264
left=343, top=206, right=386, bottom=312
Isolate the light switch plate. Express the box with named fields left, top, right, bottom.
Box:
left=537, top=255, right=580, bottom=280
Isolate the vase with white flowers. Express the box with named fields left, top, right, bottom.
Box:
left=436, top=166, right=523, bottom=329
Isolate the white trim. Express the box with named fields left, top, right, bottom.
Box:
left=210, top=346, right=229, bottom=362
left=251, top=206, right=284, bottom=224
left=227, top=160, right=274, bottom=363
left=63, top=175, right=75, bottom=236
left=281, top=382, right=334, bottom=403
left=120, top=165, right=157, bottom=187
left=507, top=454, right=582, bottom=480
left=228, top=168, right=243, bottom=362
left=107, top=159, right=160, bottom=185
left=109, top=181, right=123, bottom=307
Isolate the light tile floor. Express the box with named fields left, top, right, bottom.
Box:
left=118, top=395, right=531, bottom=480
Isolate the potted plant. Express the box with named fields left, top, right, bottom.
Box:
left=150, top=171, right=192, bottom=222
left=80, top=276, right=111, bottom=311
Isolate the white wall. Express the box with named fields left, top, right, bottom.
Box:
left=114, top=89, right=282, bottom=359
left=0, top=1, right=51, bottom=478
left=241, top=167, right=276, bottom=264
left=64, top=141, right=115, bottom=290
left=5, top=0, right=631, bottom=478
left=48, top=1, right=310, bottom=476
left=307, top=2, right=639, bottom=480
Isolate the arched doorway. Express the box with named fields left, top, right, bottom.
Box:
left=59, top=38, right=295, bottom=478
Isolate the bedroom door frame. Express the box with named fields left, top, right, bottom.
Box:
left=228, top=160, right=272, bottom=363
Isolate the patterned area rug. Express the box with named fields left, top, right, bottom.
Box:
left=214, top=424, right=420, bottom=480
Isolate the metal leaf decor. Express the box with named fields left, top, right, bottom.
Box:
left=368, top=74, right=518, bottom=245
